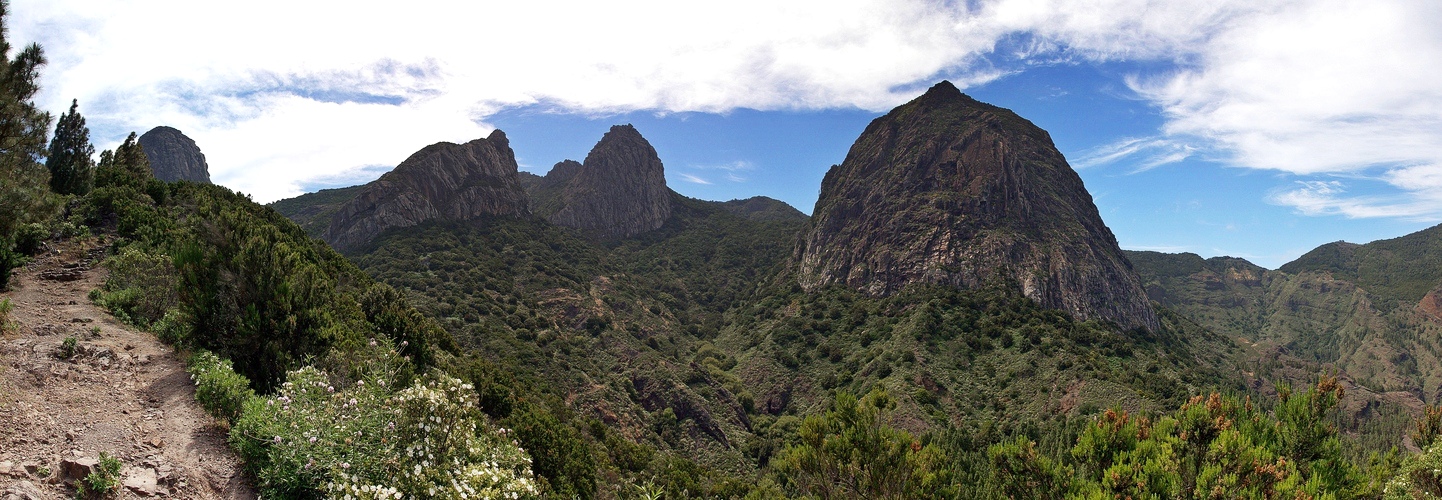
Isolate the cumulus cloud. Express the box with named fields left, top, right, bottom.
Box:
left=8, top=0, right=1442, bottom=212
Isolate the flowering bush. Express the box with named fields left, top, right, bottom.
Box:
left=329, top=376, right=539, bottom=500
left=230, top=339, right=538, bottom=499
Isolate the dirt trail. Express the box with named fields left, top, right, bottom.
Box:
left=0, top=239, right=254, bottom=499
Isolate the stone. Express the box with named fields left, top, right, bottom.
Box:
left=0, top=480, right=44, bottom=500
left=138, top=126, right=212, bottom=183
left=59, top=457, right=97, bottom=485
left=123, top=467, right=159, bottom=496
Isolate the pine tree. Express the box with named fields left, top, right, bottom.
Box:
left=45, top=99, right=95, bottom=195
left=95, top=132, right=152, bottom=189
left=0, top=0, right=56, bottom=289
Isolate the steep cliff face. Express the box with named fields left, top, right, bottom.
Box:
left=548, top=125, right=672, bottom=239
left=799, top=81, right=1159, bottom=331
left=322, top=129, right=529, bottom=252
left=138, top=126, right=211, bottom=183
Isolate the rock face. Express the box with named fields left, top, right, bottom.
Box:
left=138, top=126, right=211, bottom=183
left=322, top=129, right=529, bottom=252
left=798, top=81, right=1159, bottom=332
left=548, top=125, right=672, bottom=239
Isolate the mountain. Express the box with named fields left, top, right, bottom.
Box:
left=798, top=81, right=1159, bottom=332
left=268, top=184, right=367, bottom=238
left=1281, top=224, right=1442, bottom=311
left=522, top=159, right=583, bottom=219
left=719, top=196, right=807, bottom=222
left=1126, top=243, right=1442, bottom=449
left=321, top=129, right=530, bottom=252
left=547, top=125, right=673, bottom=239
left=137, top=126, right=211, bottom=183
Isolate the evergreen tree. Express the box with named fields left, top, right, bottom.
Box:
left=94, top=132, right=151, bottom=189
left=46, top=99, right=95, bottom=195
left=0, top=0, right=55, bottom=289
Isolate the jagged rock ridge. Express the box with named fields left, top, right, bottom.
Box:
left=799, top=81, right=1160, bottom=332
left=138, top=126, right=211, bottom=183
left=548, top=125, right=672, bottom=239
left=322, top=129, right=529, bottom=252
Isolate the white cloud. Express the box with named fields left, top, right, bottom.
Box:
left=1268, top=176, right=1442, bottom=221
left=8, top=0, right=1442, bottom=213
left=1126, top=0, right=1442, bottom=214
left=1072, top=136, right=1197, bottom=171
left=12, top=0, right=1010, bottom=202
left=677, top=173, right=712, bottom=185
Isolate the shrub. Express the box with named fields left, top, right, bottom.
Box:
left=94, top=245, right=177, bottom=328
left=774, top=390, right=954, bottom=499
left=231, top=342, right=538, bottom=499
left=152, top=309, right=189, bottom=346
left=0, top=298, right=14, bottom=334
left=76, top=451, right=122, bottom=498
left=187, top=350, right=256, bottom=424
left=60, top=336, right=77, bottom=359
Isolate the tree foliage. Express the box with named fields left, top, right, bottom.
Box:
left=983, top=376, right=1376, bottom=499
left=94, top=132, right=151, bottom=189
left=0, top=0, right=55, bottom=289
left=774, top=390, right=953, bottom=499
left=46, top=98, right=94, bottom=195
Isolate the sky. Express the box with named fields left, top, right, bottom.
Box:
left=10, top=0, right=1442, bottom=269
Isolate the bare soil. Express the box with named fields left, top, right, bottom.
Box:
left=0, top=239, right=254, bottom=499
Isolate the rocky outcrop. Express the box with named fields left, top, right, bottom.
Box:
left=548, top=125, right=672, bottom=239
left=525, top=160, right=584, bottom=219
left=799, top=81, right=1159, bottom=332
left=322, top=130, right=529, bottom=252
left=138, top=126, right=211, bottom=183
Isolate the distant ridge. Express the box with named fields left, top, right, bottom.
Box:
left=321, top=129, right=529, bottom=252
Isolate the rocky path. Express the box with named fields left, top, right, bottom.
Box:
left=0, top=239, right=253, bottom=499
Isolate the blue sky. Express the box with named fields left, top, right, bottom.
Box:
left=13, top=0, right=1442, bottom=268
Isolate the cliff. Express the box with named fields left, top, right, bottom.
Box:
left=548, top=125, right=672, bottom=240
left=138, top=126, right=211, bottom=183
left=798, top=81, right=1159, bottom=331
left=322, top=129, right=529, bottom=252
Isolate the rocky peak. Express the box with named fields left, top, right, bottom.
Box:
left=542, top=160, right=583, bottom=190
left=322, top=129, right=529, bottom=252
left=548, top=125, right=673, bottom=239
left=798, top=81, right=1159, bottom=331
left=137, top=126, right=211, bottom=183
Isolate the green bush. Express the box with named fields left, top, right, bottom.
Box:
left=187, top=350, right=256, bottom=424
left=0, top=298, right=14, bottom=334
left=506, top=402, right=597, bottom=499
left=773, top=390, right=954, bottom=499
left=94, top=245, right=177, bottom=328
left=76, top=451, right=122, bottom=498
left=60, top=336, right=77, bottom=359
left=231, top=342, right=538, bottom=499
left=13, top=222, right=46, bottom=255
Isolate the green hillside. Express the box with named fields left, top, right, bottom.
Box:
left=267, top=184, right=365, bottom=238
left=1281, top=224, right=1442, bottom=310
